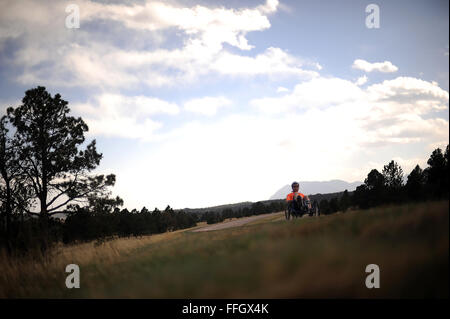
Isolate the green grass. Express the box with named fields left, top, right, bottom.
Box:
left=1, top=200, right=448, bottom=298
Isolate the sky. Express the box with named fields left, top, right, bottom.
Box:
left=0, top=0, right=448, bottom=210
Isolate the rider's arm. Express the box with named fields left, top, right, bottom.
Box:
left=305, top=195, right=311, bottom=208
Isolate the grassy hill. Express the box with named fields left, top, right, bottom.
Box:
left=1, top=200, right=447, bottom=298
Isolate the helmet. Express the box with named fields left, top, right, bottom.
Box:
left=291, top=181, right=299, bottom=188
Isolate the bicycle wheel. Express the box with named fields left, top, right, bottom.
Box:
left=285, top=209, right=290, bottom=220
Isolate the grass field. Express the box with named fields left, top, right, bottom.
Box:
left=0, top=200, right=448, bottom=298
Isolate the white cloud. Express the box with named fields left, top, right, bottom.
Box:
left=72, top=93, right=179, bottom=140
left=1, top=0, right=315, bottom=88
left=91, top=0, right=271, bottom=53
left=210, top=47, right=319, bottom=78
left=257, top=0, right=280, bottom=14
left=277, top=86, right=289, bottom=93
left=355, top=75, right=368, bottom=86
left=366, top=77, right=449, bottom=115
left=352, top=59, right=398, bottom=73
left=251, top=77, right=365, bottom=113
left=251, top=76, right=449, bottom=148
left=184, top=96, right=231, bottom=116
left=80, top=0, right=278, bottom=40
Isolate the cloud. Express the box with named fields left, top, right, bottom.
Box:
left=277, top=86, right=289, bottom=93
left=366, top=77, right=449, bottom=115
left=355, top=75, right=368, bottom=86
left=251, top=77, right=365, bottom=113
left=1, top=0, right=316, bottom=89
left=352, top=59, right=398, bottom=73
left=257, top=0, right=280, bottom=14
left=50, top=42, right=317, bottom=89
left=210, top=47, right=319, bottom=78
left=80, top=0, right=278, bottom=39
left=251, top=76, right=448, bottom=148
left=72, top=93, right=179, bottom=140
left=184, top=96, right=231, bottom=116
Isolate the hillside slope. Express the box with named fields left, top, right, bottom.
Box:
left=1, top=200, right=448, bottom=298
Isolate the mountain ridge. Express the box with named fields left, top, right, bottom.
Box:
left=270, top=179, right=363, bottom=200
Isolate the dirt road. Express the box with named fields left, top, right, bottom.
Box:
left=191, top=212, right=284, bottom=232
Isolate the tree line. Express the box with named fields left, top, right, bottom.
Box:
left=199, top=200, right=286, bottom=224
left=63, top=201, right=196, bottom=244
left=316, top=146, right=449, bottom=214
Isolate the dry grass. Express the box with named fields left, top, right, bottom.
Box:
left=0, top=225, right=197, bottom=298
left=0, top=200, right=448, bottom=298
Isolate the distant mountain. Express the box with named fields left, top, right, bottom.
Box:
left=270, top=180, right=363, bottom=200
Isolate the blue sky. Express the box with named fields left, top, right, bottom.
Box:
left=0, top=0, right=448, bottom=210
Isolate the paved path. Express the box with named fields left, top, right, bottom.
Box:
left=191, top=212, right=283, bottom=232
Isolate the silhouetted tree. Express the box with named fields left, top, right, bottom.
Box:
left=353, top=184, right=369, bottom=209
left=424, top=146, right=447, bottom=199
left=365, top=169, right=384, bottom=190
left=6, top=87, right=117, bottom=220
left=405, top=165, right=425, bottom=201
left=1, top=116, right=24, bottom=250
left=445, top=145, right=449, bottom=196
left=0, top=87, right=120, bottom=252
left=339, top=189, right=350, bottom=212
left=365, top=169, right=386, bottom=207
left=382, top=160, right=404, bottom=203
left=382, top=160, right=404, bottom=189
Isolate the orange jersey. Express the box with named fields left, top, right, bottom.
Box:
left=286, top=192, right=306, bottom=201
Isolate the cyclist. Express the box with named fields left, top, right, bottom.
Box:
left=286, top=181, right=311, bottom=215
